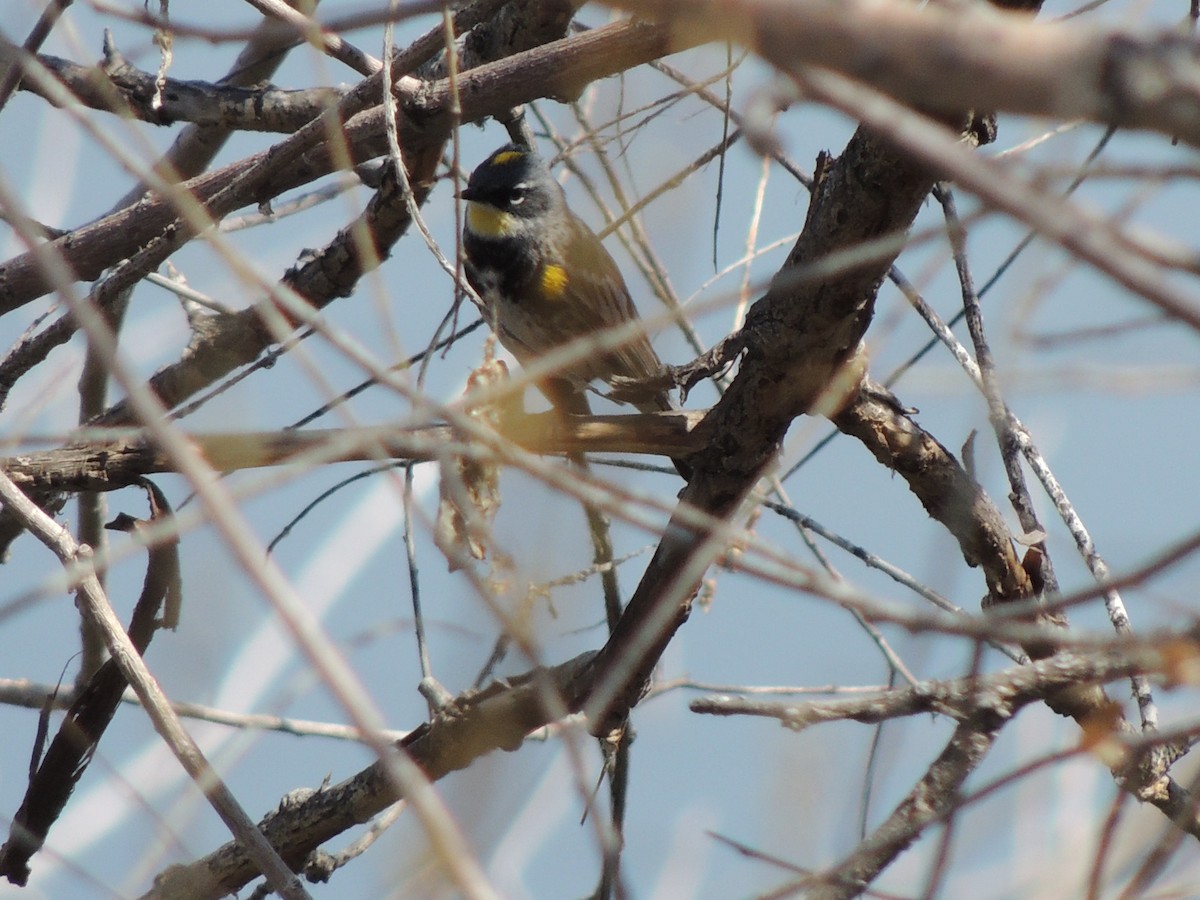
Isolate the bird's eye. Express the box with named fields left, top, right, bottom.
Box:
left=509, top=183, right=528, bottom=206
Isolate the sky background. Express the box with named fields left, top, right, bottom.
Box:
left=1, top=0, right=1199, bottom=897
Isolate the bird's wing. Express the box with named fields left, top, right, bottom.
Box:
left=555, top=214, right=670, bottom=396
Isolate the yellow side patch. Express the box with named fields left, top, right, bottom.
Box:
left=467, top=202, right=515, bottom=238
left=492, top=150, right=525, bottom=166
left=540, top=263, right=569, bottom=298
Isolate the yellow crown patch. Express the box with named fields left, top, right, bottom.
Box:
left=491, top=150, right=525, bottom=166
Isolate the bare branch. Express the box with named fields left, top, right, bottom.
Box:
left=604, top=0, right=1200, bottom=147
left=0, top=411, right=708, bottom=491
left=17, top=48, right=346, bottom=132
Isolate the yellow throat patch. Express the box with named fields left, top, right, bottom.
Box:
left=466, top=202, right=516, bottom=238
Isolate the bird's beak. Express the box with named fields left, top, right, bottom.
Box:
left=458, top=185, right=479, bottom=202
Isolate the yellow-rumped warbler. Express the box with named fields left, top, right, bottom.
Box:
left=460, top=143, right=676, bottom=418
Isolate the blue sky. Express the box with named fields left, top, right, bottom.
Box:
left=1, top=0, right=1199, bottom=897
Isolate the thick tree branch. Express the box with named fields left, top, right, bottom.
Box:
left=579, top=125, right=947, bottom=734
left=832, top=382, right=1029, bottom=601
left=603, top=0, right=1200, bottom=147
left=17, top=47, right=346, bottom=132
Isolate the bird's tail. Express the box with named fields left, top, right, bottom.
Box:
left=634, top=388, right=678, bottom=415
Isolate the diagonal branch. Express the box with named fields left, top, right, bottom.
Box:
left=579, top=123, right=949, bottom=735
left=0, top=471, right=309, bottom=898
left=0, top=481, right=179, bottom=884
left=803, top=718, right=1001, bottom=899
left=0, top=15, right=690, bottom=310
left=142, top=652, right=596, bottom=899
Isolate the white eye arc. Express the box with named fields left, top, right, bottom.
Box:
left=509, top=182, right=529, bottom=206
